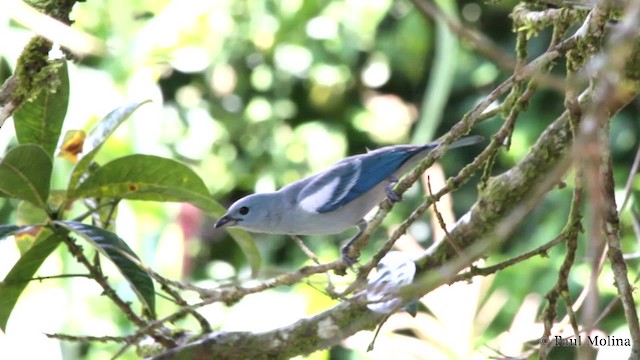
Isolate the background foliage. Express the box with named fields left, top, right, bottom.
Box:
left=0, top=0, right=639, bottom=359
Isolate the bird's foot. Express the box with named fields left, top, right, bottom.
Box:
left=340, top=245, right=359, bottom=267
left=386, top=177, right=402, bottom=203
left=339, top=220, right=367, bottom=267
left=340, top=219, right=367, bottom=269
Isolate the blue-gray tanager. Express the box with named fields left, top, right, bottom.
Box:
left=215, top=135, right=483, bottom=260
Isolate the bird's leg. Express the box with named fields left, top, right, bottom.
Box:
left=385, top=176, right=402, bottom=203
left=340, top=219, right=368, bottom=265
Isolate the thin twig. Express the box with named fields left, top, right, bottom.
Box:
left=59, top=231, right=176, bottom=349
left=453, top=233, right=566, bottom=282
left=620, top=145, right=640, bottom=212
left=1, top=273, right=93, bottom=285
left=540, top=169, right=583, bottom=359
left=290, top=235, right=321, bottom=265
left=409, top=0, right=516, bottom=71
left=403, top=152, right=573, bottom=302
left=289, top=235, right=340, bottom=296
left=425, top=175, right=461, bottom=255
left=71, top=200, right=119, bottom=222
left=157, top=281, right=211, bottom=333
left=46, top=333, right=130, bottom=343
left=341, top=15, right=580, bottom=264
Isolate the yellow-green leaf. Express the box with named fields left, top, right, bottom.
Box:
left=0, top=233, right=62, bottom=331
left=13, top=61, right=69, bottom=156
left=0, top=145, right=52, bottom=208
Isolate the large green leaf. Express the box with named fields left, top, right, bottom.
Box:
left=0, top=233, right=62, bottom=331
left=0, top=145, right=52, bottom=208
left=71, top=154, right=219, bottom=207
left=67, top=100, right=151, bottom=191
left=69, top=154, right=262, bottom=276
left=13, top=61, right=69, bottom=156
left=54, top=221, right=155, bottom=316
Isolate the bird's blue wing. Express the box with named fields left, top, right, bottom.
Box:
left=334, top=147, right=423, bottom=208
left=298, top=145, right=429, bottom=213
left=297, top=160, right=361, bottom=213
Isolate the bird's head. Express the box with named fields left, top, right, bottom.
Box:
left=214, top=193, right=272, bottom=232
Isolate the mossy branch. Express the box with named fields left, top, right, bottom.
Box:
left=0, top=0, right=79, bottom=127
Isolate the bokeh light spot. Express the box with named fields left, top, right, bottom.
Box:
left=245, top=97, right=273, bottom=122
left=274, top=44, right=313, bottom=77
left=361, top=53, right=390, bottom=88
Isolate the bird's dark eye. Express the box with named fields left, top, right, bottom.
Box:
left=239, top=206, right=249, bottom=215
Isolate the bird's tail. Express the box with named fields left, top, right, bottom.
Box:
left=447, top=135, right=484, bottom=149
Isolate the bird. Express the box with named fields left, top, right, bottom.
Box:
left=214, top=135, right=483, bottom=262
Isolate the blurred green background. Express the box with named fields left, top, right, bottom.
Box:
left=1, top=0, right=639, bottom=359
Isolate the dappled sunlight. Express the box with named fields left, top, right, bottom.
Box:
left=1, top=0, right=639, bottom=359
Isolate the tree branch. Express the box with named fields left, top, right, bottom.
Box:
left=151, top=67, right=640, bottom=360
left=0, top=0, right=81, bottom=127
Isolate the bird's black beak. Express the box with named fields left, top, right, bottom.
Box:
left=214, top=214, right=238, bottom=229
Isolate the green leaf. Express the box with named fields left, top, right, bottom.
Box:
left=13, top=61, right=69, bottom=156
left=0, top=145, right=52, bottom=208
left=227, top=228, right=262, bottom=278
left=185, top=201, right=262, bottom=277
left=0, top=56, right=11, bottom=85
left=17, top=200, right=49, bottom=226
left=411, top=0, right=459, bottom=144
left=71, top=154, right=217, bottom=207
left=0, top=233, right=62, bottom=331
left=69, top=154, right=263, bottom=276
left=55, top=221, right=155, bottom=316
left=68, top=100, right=151, bottom=191
left=0, top=225, right=24, bottom=241
left=14, top=226, right=50, bottom=255
left=191, top=207, right=261, bottom=278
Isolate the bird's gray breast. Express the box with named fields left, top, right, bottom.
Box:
left=285, top=181, right=388, bottom=235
